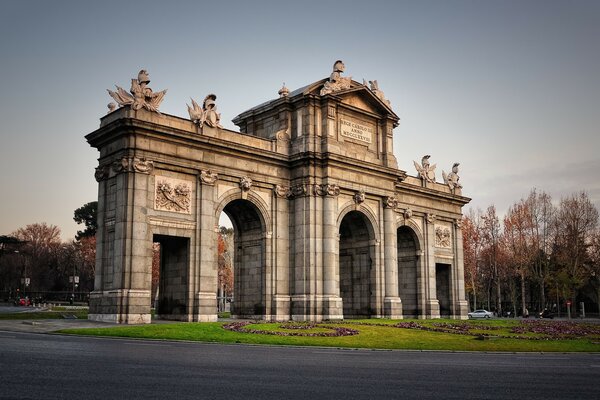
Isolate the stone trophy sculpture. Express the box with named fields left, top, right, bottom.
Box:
left=107, top=69, right=167, bottom=113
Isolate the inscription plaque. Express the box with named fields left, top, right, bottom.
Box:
left=340, top=119, right=373, bottom=144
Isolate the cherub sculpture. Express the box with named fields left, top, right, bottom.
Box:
left=442, top=163, right=462, bottom=191
left=413, top=155, right=436, bottom=183
left=107, top=70, right=167, bottom=113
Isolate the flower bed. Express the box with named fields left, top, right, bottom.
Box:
left=223, top=321, right=359, bottom=337
left=511, top=320, right=600, bottom=339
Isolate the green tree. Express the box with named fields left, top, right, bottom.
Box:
left=73, top=201, right=98, bottom=240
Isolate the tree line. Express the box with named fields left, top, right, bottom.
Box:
left=0, top=202, right=97, bottom=301
left=462, top=190, right=600, bottom=317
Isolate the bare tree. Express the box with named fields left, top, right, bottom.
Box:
left=553, top=192, right=598, bottom=315
left=463, top=209, right=484, bottom=310
left=13, top=223, right=61, bottom=291
left=504, top=199, right=535, bottom=316
left=481, top=205, right=502, bottom=315
left=526, top=189, right=555, bottom=309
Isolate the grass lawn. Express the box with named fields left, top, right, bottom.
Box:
left=58, top=318, right=600, bottom=352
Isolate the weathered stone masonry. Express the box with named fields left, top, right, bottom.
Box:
left=88, top=64, right=470, bottom=323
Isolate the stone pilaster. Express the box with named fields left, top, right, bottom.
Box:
left=322, top=191, right=343, bottom=320
left=425, top=214, right=440, bottom=318
left=452, top=219, right=469, bottom=319
left=383, top=203, right=402, bottom=319
left=195, top=178, right=218, bottom=322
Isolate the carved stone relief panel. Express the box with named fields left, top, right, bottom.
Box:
left=154, top=176, right=193, bottom=214
left=434, top=225, right=452, bottom=248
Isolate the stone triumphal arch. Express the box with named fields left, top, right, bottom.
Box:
left=87, top=61, right=470, bottom=323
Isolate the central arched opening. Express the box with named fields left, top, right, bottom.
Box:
left=397, top=226, right=420, bottom=317
left=339, top=211, right=376, bottom=318
left=221, top=199, right=266, bottom=318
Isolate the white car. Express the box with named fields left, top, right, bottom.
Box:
left=468, top=309, right=493, bottom=319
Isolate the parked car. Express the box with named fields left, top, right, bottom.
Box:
left=15, top=297, right=31, bottom=306
left=468, top=309, right=493, bottom=319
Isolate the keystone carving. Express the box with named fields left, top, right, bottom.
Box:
left=107, top=69, right=167, bottom=114
left=353, top=190, right=365, bottom=204
left=240, top=176, right=253, bottom=192
left=404, top=208, right=413, bottom=220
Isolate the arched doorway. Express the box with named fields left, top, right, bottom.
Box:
left=397, top=226, right=421, bottom=318
left=222, top=199, right=266, bottom=318
left=339, top=211, right=376, bottom=318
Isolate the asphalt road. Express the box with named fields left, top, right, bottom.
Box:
left=0, top=331, right=598, bottom=400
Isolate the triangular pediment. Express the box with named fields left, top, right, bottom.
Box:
left=300, top=79, right=398, bottom=120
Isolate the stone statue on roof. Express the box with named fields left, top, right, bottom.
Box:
left=107, top=69, right=167, bottom=114
left=320, top=60, right=352, bottom=96
left=368, top=80, right=391, bottom=107
left=442, top=163, right=462, bottom=192
left=414, top=154, right=436, bottom=183
left=187, top=94, right=223, bottom=128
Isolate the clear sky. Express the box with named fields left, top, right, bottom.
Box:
left=1, top=0, right=599, bottom=240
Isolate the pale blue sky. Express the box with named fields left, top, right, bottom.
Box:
left=1, top=0, right=599, bottom=239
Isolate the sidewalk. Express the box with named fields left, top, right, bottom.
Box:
left=0, top=318, right=117, bottom=334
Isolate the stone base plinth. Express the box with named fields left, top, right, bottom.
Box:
left=88, top=289, right=151, bottom=324
left=322, top=295, right=344, bottom=320
left=194, top=292, right=218, bottom=322
left=384, top=297, right=403, bottom=319
left=453, top=300, right=469, bottom=320
left=426, top=299, right=441, bottom=319
left=271, top=295, right=291, bottom=321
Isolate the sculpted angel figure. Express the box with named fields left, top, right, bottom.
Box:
left=320, top=60, right=352, bottom=96
left=108, top=70, right=167, bottom=113
left=442, top=163, right=462, bottom=191
left=413, top=155, right=436, bottom=183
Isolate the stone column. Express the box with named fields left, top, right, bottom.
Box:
left=322, top=186, right=343, bottom=319
left=271, top=187, right=291, bottom=320
left=425, top=214, right=440, bottom=318
left=89, top=157, right=153, bottom=324
left=89, top=166, right=108, bottom=318
left=383, top=199, right=402, bottom=318
left=195, top=171, right=218, bottom=322
left=453, top=219, right=469, bottom=319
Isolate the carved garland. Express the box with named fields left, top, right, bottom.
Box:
left=155, top=180, right=191, bottom=213
left=435, top=226, right=452, bottom=248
